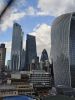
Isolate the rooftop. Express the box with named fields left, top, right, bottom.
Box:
left=42, top=95, right=75, bottom=100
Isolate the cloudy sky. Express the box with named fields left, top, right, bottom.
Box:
left=0, top=0, right=75, bottom=64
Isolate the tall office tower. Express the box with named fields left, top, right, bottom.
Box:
left=51, top=13, right=75, bottom=88
left=25, top=34, right=37, bottom=71
left=7, top=60, right=11, bottom=71
left=40, top=49, right=50, bottom=72
left=20, top=49, right=26, bottom=71
left=40, top=49, right=49, bottom=62
left=36, top=56, right=40, bottom=70
left=0, top=44, right=6, bottom=71
left=11, top=23, right=23, bottom=71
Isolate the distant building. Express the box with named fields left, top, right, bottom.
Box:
left=29, top=70, right=51, bottom=88
left=36, top=56, right=40, bottom=70
left=0, top=44, right=6, bottom=71
left=40, top=49, right=50, bottom=72
left=51, top=13, right=75, bottom=88
left=6, top=72, right=34, bottom=95
left=0, top=85, right=18, bottom=97
left=11, top=23, right=23, bottom=71
left=50, top=61, right=54, bottom=87
left=0, top=84, right=34, bottom=97
left=30, top=59, right=36, bottom=71
left=20, top=49, right=26, bottom=71
left=29, top=70, right=51, bottom=95
left=40, top=49, right=49, bottom=62
left=7, top=60, right=11, bottom=71
left=25, top=34, right=37, bottom=71
left=30, top=56, right=40, bottom=71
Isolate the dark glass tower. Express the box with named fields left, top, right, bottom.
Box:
left=40, top=49, right=49, bottom=72
left=20, top=49, right=26, bottom=71
left=51, top=13, right=75, bottom=88
left=0, top=44, right=6, bottom=71
left=11, top=23, right=23, bottom=71
left=40, top=49, right=49, bottom=62
left=25, top=34, right=37, bottom=71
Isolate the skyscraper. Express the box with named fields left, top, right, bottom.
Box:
left=51, top=13, right=75, bottom=88
left=25, top=34, right=37, bottom=70
left=40, top=49, right=50, bottom=72
left=40, top=49, right=49, bottom=62
left=0, top=44, right=6, bottom=71
left=7, top=60, right=11, bottom=71
left=11, top=23, right=23, bottom=71
left=20, top=49, right=26, bottom=71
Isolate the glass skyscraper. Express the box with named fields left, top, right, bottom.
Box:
left=20, top=49, right=26, bottom=71
left=11, top=23, right=23, bottom=71
left=0, top=44, right=6, bottom=71
left=25, top=34, right=37, bottom=71
left=51, top=13, right=75, bottom=88
left=40, top=49, right=49, bottom=62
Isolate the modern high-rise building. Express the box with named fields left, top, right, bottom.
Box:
left=7, top=60, right=11, bottom=71
left=40, top=49, right=49, bottom=62
left=11, top=23, right=23, bottom=71
left=51, top=13, right=75, bottom=88
left=0, top=44, right=6, bottom=71
left=20, top=49, right=26, bottom=71
left=25, top=34, right=37, bottom=71
left=40, top=49, right=50, bottom=72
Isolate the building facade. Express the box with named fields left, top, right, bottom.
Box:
left=0, top=85, right=18, bottom=97
left=40, top=49, right=49, bottom=62
left=0, top=44, right=6, bottom=71
left=29, top=70, right=51, bottom=88
left=25, top=34, right=37, bottom=70
left=20, top=49, right=26, bottom=71
left=11, top=23, right=23, bottom=71
left=7, top=60, right=11, bottom=71
left=51, top=13, right=75, bottom=88
left=0, top=84, right=34, bottom=97
left=40, top=49, right=50, bottom=72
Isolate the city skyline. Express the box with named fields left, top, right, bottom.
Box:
left=1, top=1, right=75, bottom=99
left=0, top=0, right=75, bottom=64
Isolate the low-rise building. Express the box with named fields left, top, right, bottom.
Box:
left=29, top=70, right=51, bottom=88
left=16, top=84, right=34, bottom=95
left=0, top=84, right=34, bottom=97
left=0, top=85, right=18, bottom=97
left=29, top=70, right=51, bottom=96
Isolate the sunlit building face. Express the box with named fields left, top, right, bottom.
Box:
left=51, top=13, right=75, bottom=88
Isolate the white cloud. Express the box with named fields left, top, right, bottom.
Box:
left=0, top=23, right=51, bottom=62
left=29, top=24, right=51, bottom=59
left=0, top=12, right=25, bottom=31
left=38, top=0, right=75, bottom=16
left=0, top=6, right=36, bottom=32
left=0, top=0, right=26, bottom=32
left=25, top=6, right=36, bottom=15
left=1, top=0, right=75, bottom=32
